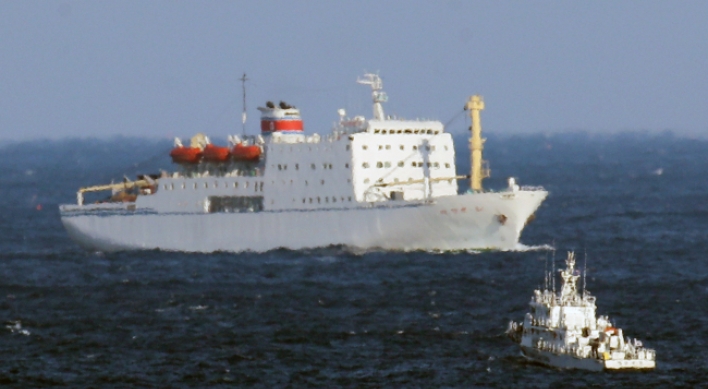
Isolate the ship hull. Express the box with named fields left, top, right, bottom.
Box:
left=520, top=346, right=656, bottom=371
left=60, top=190, right=546, bottom=253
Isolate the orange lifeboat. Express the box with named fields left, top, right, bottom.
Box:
left=202, top=144, right=231, bottom=162
left=170, top=146, right=202, bottom=164
left=232, top=143, right=261, bottom=162
left=170, top=133, right=207, bottom=164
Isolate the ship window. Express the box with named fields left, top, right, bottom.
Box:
left=214, top=181, right=219, bottom=188
left=347, top=178, right=351, bottom=183
left=427, top=129, right=433, bottom=134
left=385, top=145, right=391, bottom=150
left=170, top=183, right=174, bottom=190
left=260, top=182, right=264, bottom=191
left=411, top=162, right=416, bottom=167
left=193, top=183, right=197, bottom=189
left=305, top=180, right=308, bottom=186
left=414, top=130, right=420, bottom=134
left=364, top=178, right=370, bottom=184
left=311, top=163, right=316, bottom=170
left=431, top=146, right=436, bottom=151
left=317, top=197, right=321, bottom=203
left=303, top=198, right=306, bottom=203
left=445, top=163, right=451, bottom=168
left=374, top=129, right=380, bottom=134
left=348, top=196, right=352, bottom=202
left=398, top=161, right=404, bottom=167
left=322, top=163, right=328, bottom=169
left=400, top=145, right=404, bottom=150
left=362, top=162, right=370, bottom=168
left=329, top=164, right=333, bottom=169
left=376, top=162, right=383, bottom=168
left=321, top=180, right=325, bottom=185
left=233, top=182, right=238, bottom=188
left=434, top=162, right=440, bottom=168
left=405, top=129, right=412, bottom=134
left=341, top=197, right=345, bottom=202
left=384, top=162, right=391, bottom=168
left=425, top=145, right=430, bottom=151
left=208, top=196, right=264, bottom=213
left=332, top=197, right=336, bottom=203
left=325, top=197, right=329, bottom=203
left=309, top=198, right=313, bottom=203
left=394, top=178, right=399, bottom=183
left=182, top=183, right=186, bottom=189
left=245, top=182, right=249, bottom=188
left=204, top=183, right=208, bottom=189
left=345, top=163, right=349, bottom=168
left=278, top=164, right=282, bottom=170
left=163, top=184, right=168, bottom=190
left=295, top=164, right=299, bottom=170
left=382, top=130, right=387, bottom=134
left=413, top=145, right=418, bottom=150
left=346, top=145, right=350, bottom=150
left=444, top=146, right=448, bottom=150
left=362, top=145, right=368, bottom=150
left=378, top=145, right=383, bottom=150
left=284, top=165, right=287, bottom=170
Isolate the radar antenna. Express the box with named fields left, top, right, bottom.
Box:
left=357, top=73, right=388, bottom=120
left=240, top=73, right=248, bottom=136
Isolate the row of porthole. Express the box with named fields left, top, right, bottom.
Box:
left=361, top=161, right=451, bottom=169
left=276, top=163, right=348, bottom=171
left=361, top=144, right=447, bottom=151
left=300, top=196, right=353, bottom=204
left=362, top=178, right=454, bottom=184
left=373, top=129, right=440, bottom=135
left=162, top=181, right=263, bottom=191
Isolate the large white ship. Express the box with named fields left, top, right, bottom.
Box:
left=59, top=74, right=547, bottom=253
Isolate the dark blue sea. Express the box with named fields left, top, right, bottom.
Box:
left=1, top=132, right=707, bottom=388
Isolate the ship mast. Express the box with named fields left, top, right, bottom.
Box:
left=464, top=95, right=489, bottom=192
left=357, top=73, right=388, bottom=120
left=240, top=73, right=248, bottom=136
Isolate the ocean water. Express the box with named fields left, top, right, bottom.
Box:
left=0, top=132, right=707, bottom=388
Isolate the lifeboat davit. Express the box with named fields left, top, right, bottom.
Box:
left=202, top=144, right=231, bottom=162
left=231, top=143, right=261, bottom=162
left=170, top=146, right=202, bottom=164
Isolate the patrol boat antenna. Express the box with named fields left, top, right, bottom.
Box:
left=240, top=73, right=248, bottom=136
left=357, top=73, right=388, bottom=120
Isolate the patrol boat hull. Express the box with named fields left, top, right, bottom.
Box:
left=60, top=190, right=546, bottom=253
left=520, top=346, right=656, bottom=371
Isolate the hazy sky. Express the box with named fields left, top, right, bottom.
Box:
left=1, top=1, right=707, bottom=141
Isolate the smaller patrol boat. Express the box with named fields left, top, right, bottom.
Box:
left=507, top=251, right=656, bottom=371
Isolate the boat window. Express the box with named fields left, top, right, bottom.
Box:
left=163, top=184, right=168, bottom=190
left=182, top=183, right=186, bottom=189
left=384, top=162, right=391, bottom=168
left=345, top=163, right=349, bottom=168
left=445, top=163, right=451, bottom=168
left=398, top=161, right=404, bottom=167
left=374, top=129, right=380, bottom=134
left=233, top=182, right=238, bottom=188
left=411, top=162, right=416, bottom=167
left=376, top=162, right=383, bottom=168
left=348, top=196, right=352, bottom=202
left=321, top=180, right=325, bottom=185
left=245, top=182, right=249, bottom=188
left=405, top=129, right=412, bottom=134
left=278, top=164, right=282, bottom=170
left=170, top=183, right=174, bottom=190
left=309, top=198, right=313, bottom=203
left=346, top=145, right=350, bottom=151
left=193, top=183, right=197, bottom=189
left=362, top=162, right=370, bottom=168
left=362, top=145, right=368, bottom=150
left=204, top=183, right=208, bottom=189
left=311, top=163, right=316, bottom=170
left=385, top=145, right=391, bottom=150
left=379, top=145, right=383, bottom=150
left=400, top=145, right=404, bottom=150
left=295, top=164, right=299, bottom=170
left=394, top=178, right=399, bottom=183
left=332, top=197, right=336, bottom=203
left=317, top=197, right=321, bottom=203
left=325, top=197, right=329, bottom=203
left=382, top=130, right=387, bottom=134
left=208, top=196, right=264, bottom=213
left=364, top=178, right=370, bottom=184
left=413, top=145, right=418, bottom=150
left=397, top=130, right=402, bottom=134
left=444, top=146, right=448, bottom=150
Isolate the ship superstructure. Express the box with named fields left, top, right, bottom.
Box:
left=60, top=74, right=547, bottom=253
left=507, top=252, right=656, bottom=370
